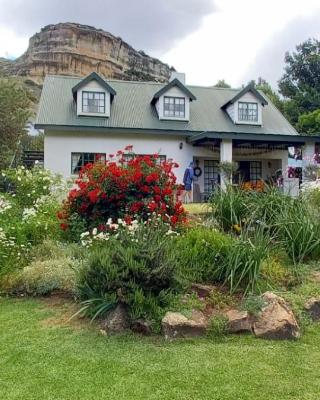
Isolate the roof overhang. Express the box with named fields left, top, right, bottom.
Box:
left=188, top=131, right=320, bottom=146
left=71, top=72, right=117, bottom=101
left=221, top=83, right=268, bottom=109
left=151, top=78, right=196, bottom=105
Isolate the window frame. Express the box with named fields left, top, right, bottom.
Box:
left=249, top=161, right=262, bottom=183
left=163, top=96, right=186, bottom=118
left=204, top=160, right=219, bottom=193
left=82, top=91, right=106, bottom=114
left=71, top=152, right=106, bottom=175
left=238, top=101, right=258, bottom=122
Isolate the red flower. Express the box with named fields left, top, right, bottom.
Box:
left=88, top=188, right=100, bottom=203
left=125, top=145, right=133, bottom=151
left=60, top=223, right=69, bottom=231
left=148, top=201, right=158, bottom=212
left=146, top=172, right=159, bottom=184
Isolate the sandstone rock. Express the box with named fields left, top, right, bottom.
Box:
left=0, top=23, right=172, bottom=84
left=226, top=310, right=252, bottom=333
left=162, top=310, right=207, bottom=339
left=191, top=283, right=216, bottom=298
left=304, top=298, right=320, bottom=321
left=131, top=319, right=152, bottom=336
left=252, top=292, right=300, bottom=340
left=103, top=303, right=130, bottom=333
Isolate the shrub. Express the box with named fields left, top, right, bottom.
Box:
left=209, top=185, right=248, bottom=232
left=0, top=168, right=67, bottom=278
left=241, top=295, right=266, bottom=317
left=175, top=227, right=234, bottom=283
left=217, top=228, right=271, bottom=294
left=277, top=200, right=320, bottom=264
left=76, top=219, right=183, bottom=332
left=58, top=148, right=186, bottom=237
left=207, top=314, right=229, bottom=338
left=0, top=240, right=79, bottom=295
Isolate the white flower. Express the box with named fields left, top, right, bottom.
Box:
left=92, top=228, right=98, bottom=236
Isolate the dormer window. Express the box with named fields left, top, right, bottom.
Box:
left=151, top=77, right=196, bottom=122
left=238, top=102, right=258, bottom=122
left=82, top=91, right=105, bottom=114
left=72, top=72, right=116, bottom=118
left=164, top=96, right=185, bottom=118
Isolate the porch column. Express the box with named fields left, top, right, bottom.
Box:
left=302, top=141, right=316, bottom=182
left=220, top=139, right=233, bottom=190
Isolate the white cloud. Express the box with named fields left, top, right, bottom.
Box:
left=162, top=0, right=320, bottom=87
left=0, top=0, right=319, bottom=88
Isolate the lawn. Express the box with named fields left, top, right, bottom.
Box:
left=1, top=297, right=320, bottom=400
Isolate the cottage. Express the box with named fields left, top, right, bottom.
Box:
left=35, top=71, right=319, bottom=200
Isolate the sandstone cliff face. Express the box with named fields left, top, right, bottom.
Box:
left=1, top=23, right=173, bottom=84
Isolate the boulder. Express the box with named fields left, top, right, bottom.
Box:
left=103, top=303, right=130, bottom=333
left=191, top=283, right=216, bottom=298
left=131, top=319, right=152, bottom=335
left=304, top=298, right=320, bottom=321
left=252, top=292, right=300, bottom=340
left=226, top=310, right=252, bottom=333
left=162, top=310, right=207, bottom=339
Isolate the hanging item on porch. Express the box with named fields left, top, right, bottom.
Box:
left=193, top=159, right=202, bottom=177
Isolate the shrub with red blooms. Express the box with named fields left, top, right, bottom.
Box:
left=58, top=147, right=186, bottom=235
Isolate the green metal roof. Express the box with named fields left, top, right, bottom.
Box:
left=36, top=75, right=298, bottom=137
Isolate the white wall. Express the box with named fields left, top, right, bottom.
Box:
left=76, top=80, right=111, bottom=118
left=44, top=130, right=216, bottom=183
left=156, top=86, right=190, bottom=121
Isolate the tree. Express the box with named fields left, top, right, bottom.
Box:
left=255, top=77, right=284, bottom=112
left=214, top=79, right=231, bottom=88
left=297, top=109, right=320, bottom=135
left=278, top=38, right=320, bottom=128
left=0, top=77, right=31, bottom=169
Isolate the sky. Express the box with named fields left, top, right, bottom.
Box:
left=0, top=0, right=319, bottom=88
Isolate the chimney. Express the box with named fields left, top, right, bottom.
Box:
left=169, top=71, right=186, bottom=84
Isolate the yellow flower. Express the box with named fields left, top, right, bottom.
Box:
left=233, top=224, right=241, bottom=233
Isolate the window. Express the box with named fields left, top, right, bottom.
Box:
left=71, top=153, right=106, bottom=174
left=249, top=161, right=262, bottom=183
left=163, top=96, right=185, bottom=118
left=124, top=153, right=166, bottom=165
left=82, top=91, right=105, bottom=114
left=238, top=102, right=258, bottom=122
left=204, top=160, right=219, bottom=193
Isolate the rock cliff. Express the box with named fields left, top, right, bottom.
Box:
left=0, top=22, right=173, bottom=84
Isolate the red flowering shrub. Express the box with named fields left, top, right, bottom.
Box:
left=58, top=147, right=186, bottom=234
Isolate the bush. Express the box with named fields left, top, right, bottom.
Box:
left=76, top=219, right=183, bottom=332
left=207, top=314, right=229, bottom=338
left=0, top=168, right=67, bottom=278
left=58, top=147, right=186, bottom=238
left=175, top=227, right=234, bottom=283
left=0, top=240, right=79, bottom=295
left=210, top=185, right=248, bottom=232
left=217, top=228, right=271, bottom=294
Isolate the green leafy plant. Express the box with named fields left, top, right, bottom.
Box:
left=207, top=314, right=229, bottom=338
left=241, top=295, right=266, bottom=317
left=175, top=227, right=234, bottom=282
left=76, top=220, right=183, bottom=332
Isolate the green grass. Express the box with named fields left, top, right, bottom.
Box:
left=1, top=297, right=320, bottom=400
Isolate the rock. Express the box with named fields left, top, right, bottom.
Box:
left=226, top=310, right=252, bottom=333
left=191, top=283, right=216, bottom=298
left=304, top=298, right=320, bottom=321
left=103, top=303, right=130, bottom=334
left=131, top=319, right=152, bottom=336
left=162, top=310, right=207, bottom=339
left=252, top=292, right=300, bottom=340
left=1, top=23, right=171, bottom=84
